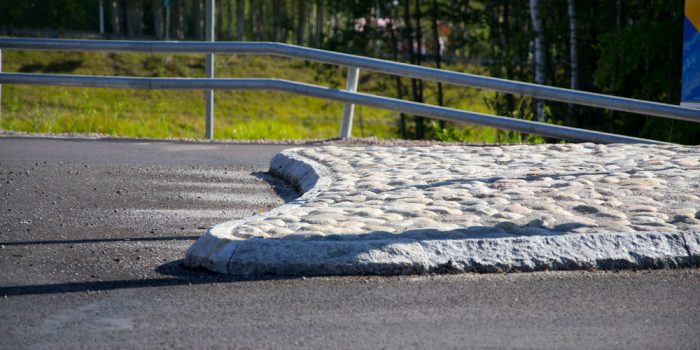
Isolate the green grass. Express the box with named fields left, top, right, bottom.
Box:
left=1, top=50, right=506, bottom=141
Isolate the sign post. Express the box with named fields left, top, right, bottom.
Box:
left=682, top=0, right=700, bottom=108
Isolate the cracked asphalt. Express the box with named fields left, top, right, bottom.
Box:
left=1, top=136, right=699, bottom=349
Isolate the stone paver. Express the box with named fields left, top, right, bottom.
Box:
left=186, top=143, right=700, bottom=276
left=234, top=144, right=700, bottom=239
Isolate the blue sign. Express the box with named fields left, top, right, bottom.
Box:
left=682, top=0, right=700, bottom=107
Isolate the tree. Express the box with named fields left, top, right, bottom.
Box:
left=111, top=0, right=123, bottom=36
left=126, top=0, right=145, bottom=37
left=172, top=0, right=187, bottom=39
left=273, top=0, right=282, bottom=41
left=236, top=0, right=245, bottom=40
left=402, top=0, right=425, bottom=139
left=387, top=4, right=407, bottom=138
left=227, top=0, right=234, bottom=39
left=297, top=0, right=307, bottom=45
left=431, top=0, right=444, bottom=110
left=3, top=0, right=694, bottom=143
left=252, top=0, right=264, bottom=41
left=193, top=0, right=203, bottom=40
left=414, top=0, right=425, bottom=138
left=567, top=0, right=578, bottom=91
left=313, top=0, right=324, bottom=47
left=153, top=0, right=165, bottom=39
left=217, top=0, right=225, bottom=39
left=529, top=0, right=545, bottom=122
left=277, top=0, right=290, bottom=43
left=566, top=0, right=578, bottom=126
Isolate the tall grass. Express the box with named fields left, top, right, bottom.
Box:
left=2, top=50, right=503, bottom=141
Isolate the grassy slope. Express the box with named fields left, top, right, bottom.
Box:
left=2, top=50, right=499, bottom=141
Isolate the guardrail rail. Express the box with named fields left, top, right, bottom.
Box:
left=2, top=38, right=699, bottom=144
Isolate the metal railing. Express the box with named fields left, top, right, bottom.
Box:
left=2, top=38, right=699, bottom=144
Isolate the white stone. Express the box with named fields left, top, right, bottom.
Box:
left=494, top=212, right=525, bottom=221
left=504, top=204, right=533, bottom=215
left=303, top=213, right=341, bottom=225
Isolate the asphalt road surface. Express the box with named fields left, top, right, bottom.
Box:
left=1, top=137, right=699, bottom=349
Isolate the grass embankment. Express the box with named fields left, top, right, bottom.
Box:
left=2, top=50, right=500, bottom=141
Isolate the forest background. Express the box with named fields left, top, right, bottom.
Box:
left=1, top=0, right=697, bottom=144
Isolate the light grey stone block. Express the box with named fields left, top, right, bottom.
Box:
left=682, top=231, right=700, bottom=265
left=184, top=145, right=700, bottom=277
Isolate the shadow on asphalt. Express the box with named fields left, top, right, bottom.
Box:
left=0, top=170, right=303, bottom=297
left=0, top=260, right=290, bottom=297
left=0, top=236, right=201, bottom=246
left=252, top=171, right=299, bottom=203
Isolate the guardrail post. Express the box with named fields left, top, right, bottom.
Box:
left=340, top=67, right=360, bottom=139
left=204, top=0, right=215, bottom=140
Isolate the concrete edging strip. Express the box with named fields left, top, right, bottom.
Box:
left=185, top=149, right=700, bottom=277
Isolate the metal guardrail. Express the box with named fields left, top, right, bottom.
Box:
left=4, top=38, right=700, bottom=123
left=1, top=38, right=698, bottom=143
left=0, top=73, right=661, bottom=144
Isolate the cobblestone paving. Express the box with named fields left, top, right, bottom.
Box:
left=231, top=143, right=700, bottom=240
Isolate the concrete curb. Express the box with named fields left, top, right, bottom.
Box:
left=185, top=149, right=700, bottom=277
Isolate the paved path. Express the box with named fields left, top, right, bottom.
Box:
left=2, top=137, right=699, bottom=349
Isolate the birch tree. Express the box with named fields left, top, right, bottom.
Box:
left=172, top=0, right=186, bottom=39
left=111, top=0, right=122, bottom=36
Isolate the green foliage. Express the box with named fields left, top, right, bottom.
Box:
left=0, top=0, right=98, bottom=32
left=2, top=0, right=697, bottom=143
left=594, top=0, right=683, bottom=103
